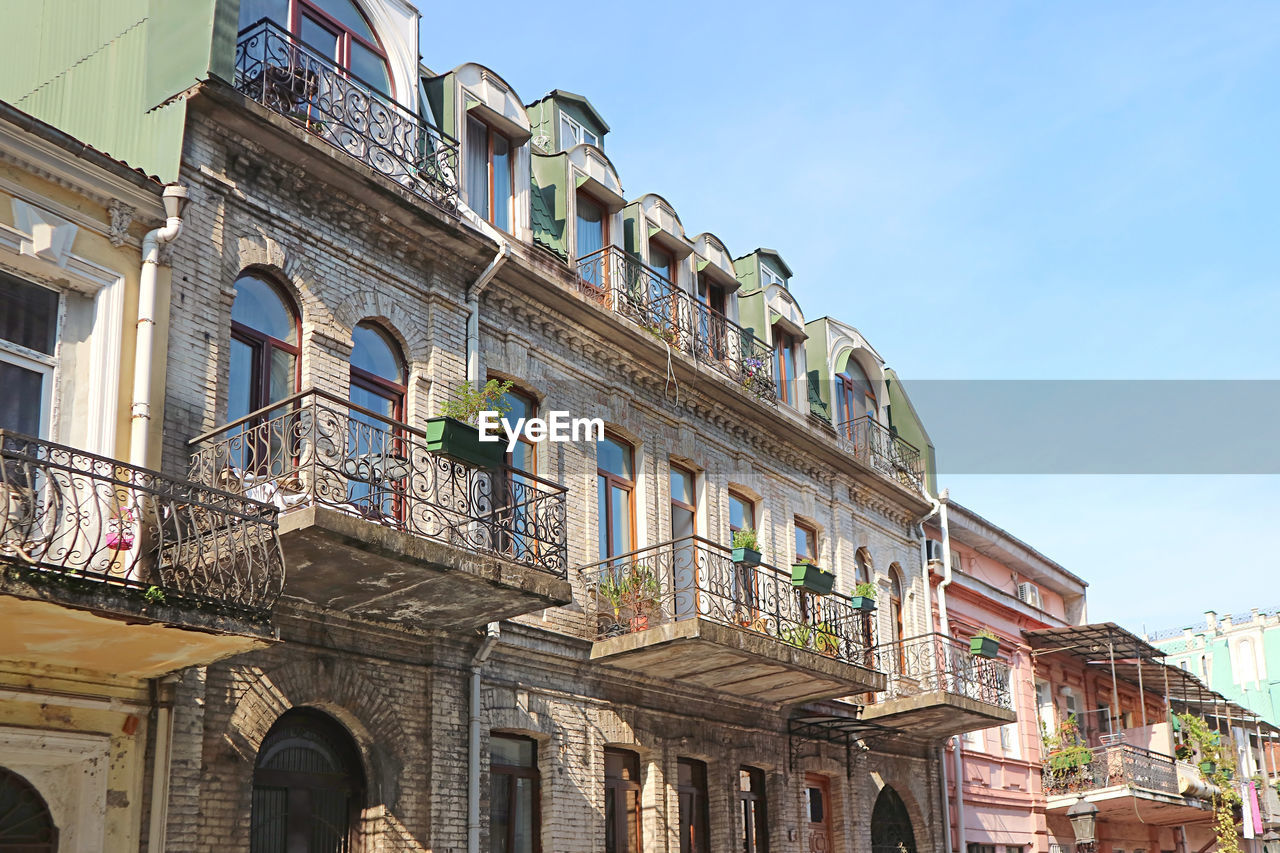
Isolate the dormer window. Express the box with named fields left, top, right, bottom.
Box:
left=835, top=359, right=877, bottom=432
left=239, top=0, right=391, bottom=97
left=772, top=324, right=798, bottom=406
left=466, top=116, right=513, bottom=232
left=575, top=192, right=607, bottom=260
left=560, top=112, right=598, bottom=148
left=761, top=262, right=786, bottom=290
left=649, top=244, right=675, bottom=285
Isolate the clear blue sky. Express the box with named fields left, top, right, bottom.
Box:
left=419, top=1, right=1280, bottom=631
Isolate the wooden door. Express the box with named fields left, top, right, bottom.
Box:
left=804, top=774, right=831, bottom=853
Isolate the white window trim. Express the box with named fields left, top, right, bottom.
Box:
left=760, top=261, right=785, bottom=289
left=1, top=203, right=126, bottom=454
left=559, top=111, right=597, bottom=148
left=0, top=339, right=56, bottom=439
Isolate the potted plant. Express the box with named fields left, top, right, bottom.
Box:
left=969, top=628, right=1000, bottom=658
left=851, top=582, right=878, bottom=612
left=624, top=563, right=661, bottom=632
left=426, top=378, right=513, bottom=469
left=731, top=528, right=762, bottom=566
left=814, top=622, right=840, bottom=657
left=790, top=557, right=835, bottom=595
left=781, top=622, right=814, bottom=651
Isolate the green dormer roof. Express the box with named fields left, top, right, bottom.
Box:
left=527, top=89, right=611, bottom=133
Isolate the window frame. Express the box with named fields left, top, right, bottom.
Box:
left=772, top=325, right=797, bottom=406
left=676, top=758, right=709, bottom=853
left=760, top=262, right=785, bottom=290
left=467, top=115, right=515, bottom=233
left=559, top=111, right=598, bottom=148
left=738, top=766, right=768, bottom=853
left=230, top=274, right=302, bottom=419
left=287, top=0, right=392, bottom=96
left=604, top=748, right=643, bottom=853
left=728, top=490, right=756, bottom=535
left=489, top=734, right=541, bottom=853
left=575, top=190, right=609, bottom=263
left=597, top=433, right=636, bottom=562
left=349, top=321, right=407, bottom=422
left=794, top=519, right=817, bottom=564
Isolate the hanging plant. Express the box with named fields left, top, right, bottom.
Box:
left=1177, top=712, right=1242, bottom=853
left=106, top=506, right=136, bottom=551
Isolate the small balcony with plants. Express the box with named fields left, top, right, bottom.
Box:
left=0, top=431, right=285, bottom=679
left=187, top=386, right=572, bottom=630
left=834, top=415, right=925, bottom=494
left=859, top=629, right=1016, bottom=739
left=579, top=533, right=884, bottom=705
left=233, top=18, right=461, bottom=212
left=574, top=246, right=778, bottom=404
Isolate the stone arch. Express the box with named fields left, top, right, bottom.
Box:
left=225, top=657, right=408, bottom=811
left=864, top=771, right=933, bottom=853
left=332, top=289, right=431, bottom=366
left=0, top=767, right=57, bottom=851
left=225, top=230, right=336, bottom=332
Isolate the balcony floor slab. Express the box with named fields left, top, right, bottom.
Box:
left=860, top=688, right=1016, bottom=739
left=590, top=617, right=885, bottom=705
left=278, top=506, right=572, bottom=630
left=1045, top=787, right=1212, bottom=826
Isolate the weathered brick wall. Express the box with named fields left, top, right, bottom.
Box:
left=159, top=99, right=944, bottom=852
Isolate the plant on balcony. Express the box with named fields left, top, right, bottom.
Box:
left=790, top=558, right=835, bottom=595
left=1177, top=712, right=1242, bottom=853
left=742, top=356, right=767, bottom=389
left=813, top=622, right=840, bottom=657
left=641, top=321, right=678, bottom=345
left=969, top=628, right=1001, bottom=658
left=427, top=379, right=513, bottom=468
left=623, top=563, right=661, bottom=632
left=106, top=505, right=136, bottom=551
left=851, top=582, right=877, bottom=612
left=731, top=528, right=762, bottom=565
left=780, top=622, right=814, bottom=652
left=1042, top=715, right=1093, bottom=792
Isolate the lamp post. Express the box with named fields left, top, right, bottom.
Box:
left=1066, top=796, right=1099, bottom=853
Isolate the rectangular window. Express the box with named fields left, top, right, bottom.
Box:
left=0, top=273, right=59, bottom=437
left=576, top=192, right=606, bottom=262
left=772, top=326, right=796, bottom=406
left=604, top=749, right=642, bottom=853
left=670, top=465, right=696, bottom=542
left=676, top=758, right=708, bottom=853
left=559, top=111, right=598, bottom=148
left=738, top=767, right=768, bottom=853
left=1000, top=722, right=1019, bottom=757
left=467, top=116, right=513, bottom=232
left=597, top=435, right=635, bottom=561
left=1035, top=680, right=1055, bottom=737
left=760, top=262, right=785, bottom=290
left=728, top=491, right=755, bottom=534
left=490, top=735, right=539, bottom=853
left=794, top=520, right=817, bottom=563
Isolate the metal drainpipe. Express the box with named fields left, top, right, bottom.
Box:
left=129, top=185, right=187, bottom=469
left=468, top=623, right=500, bottom=853
left=938, top=744, right=953, bottom=853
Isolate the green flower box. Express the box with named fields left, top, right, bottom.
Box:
left=850, top=595, right=877, bottom=613
left=969, top=636, right=1000, bottom=658
left=791, top=563, right=835, bottom=595
left=424, top=417, right=505, bottom=469
left=732, top=546, right=762, bottom=566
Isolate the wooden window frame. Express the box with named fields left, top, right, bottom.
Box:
left=669, top=463, right=697, bottom=538
left=288, top=0, right=391, bottom=95
left=738, top=767, right=768, bottom=853
left=676, top=758, right=709, bottom=853
left=468, top=116, right=515, bottom=232
left=575, top=190, right=609, bottom=264
left=794, top=519, right=817, bottom=564
left=490, top=734, right=541, bottom=853
left=604, top=748, right=643, bottom=853
left=597, top=434, right=636, bottom=562
left=772, top=326, right=796, bottom=406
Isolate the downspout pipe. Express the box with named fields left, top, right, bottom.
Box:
left=468, top=622, right=501, bottom=853
left=457, top=207, right=511, bottom=389
left=129, top=184, right=187, bottom=469
left=937, top=489, right=954, bottom=636
left=146, top=673, right=180, bottom=853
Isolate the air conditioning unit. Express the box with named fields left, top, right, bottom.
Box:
left=1017, top=582, right=1043, bottom=610
left=925, top=540, right=945, bottom=563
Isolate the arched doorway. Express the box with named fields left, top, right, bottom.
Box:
left=0, top=767, right=57, bottom=852
left=870, top=785, right=916, bottom=853
left=251, top=708, right=366, bottom=853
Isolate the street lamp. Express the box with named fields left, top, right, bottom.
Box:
left=1066, top=796, right=1099, bottom=853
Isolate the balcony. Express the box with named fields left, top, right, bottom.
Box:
left=580, top=536, right=884, bottom=705
left=1042, top=743, right=1212, bottom=825
left=575, top=247, right=778, bottom=403
left=835, top=415, right=925, bottom=493
left=188, top=389, right=572, bottom=629
left=859, top=633, right=1015, bottom=739
left=0, top=431, right=284, bottom=678
left=234, top=19, right=460, bottom=212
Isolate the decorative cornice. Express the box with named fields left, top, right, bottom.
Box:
left=107, top=199, right=134, bottom=247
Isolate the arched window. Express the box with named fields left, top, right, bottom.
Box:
left=854, top=548, right=872, bottom=586
left=835, top=357, right=877, bottom=436
left=349, top=322, right=405, bottom=421
left=870, top=785, right=917, bottom=853
left=889, top=565, right=904, bottom=644
left=251, top=708, right=365, bottom=853
left=0, top=768, right=56, bottom=851
left=238, top=0, right=392, bottom=97
left=230, top=273, right=300, bottom=473
left=346, top=322, right=406, bottom=518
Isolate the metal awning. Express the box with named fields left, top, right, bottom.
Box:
left=787, top=713, right=898, bottom=778
left=1025, top=622, right=1166, bottom=664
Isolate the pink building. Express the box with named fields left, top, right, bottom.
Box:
left=925, top=498, right=1088, bottom=853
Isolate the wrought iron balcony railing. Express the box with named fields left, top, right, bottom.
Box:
left=1042, top=743, right=1179, bottom=798
left=0, top=431, right=284, bottom=617
left=578, top=535, right=877, bottom=668
left=835, top=415, right=925, bottom=492
left=234, top=19, right=460, bottom=212
left=188, top=389, right=568, bottom=577
left=873, top=632, right=1012, bottom=709
left=575, top=246, right=778, bottom=403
